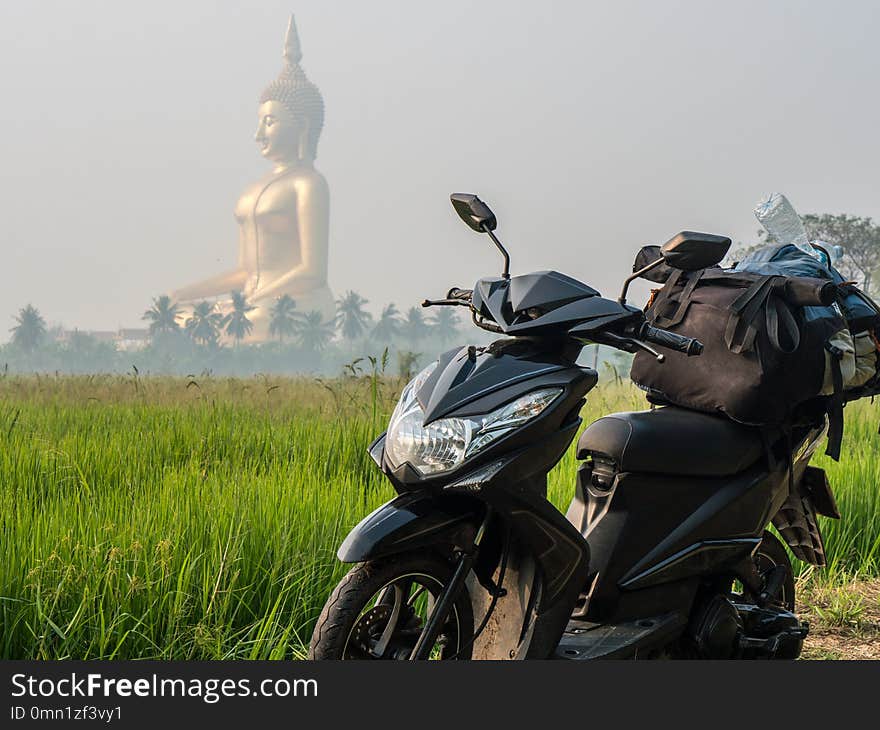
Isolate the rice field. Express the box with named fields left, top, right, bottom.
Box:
left=1, top=373, right=878, bottom=659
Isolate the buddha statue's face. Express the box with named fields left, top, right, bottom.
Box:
left=254, top=100, right=304, bottom=164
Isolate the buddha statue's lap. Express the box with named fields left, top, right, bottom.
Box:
left=170, top=16, right=334, bottom=342
left=219, top=284, right=335, bottom=342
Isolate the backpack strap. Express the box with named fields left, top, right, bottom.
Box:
left=644, top=268, right=680, bottom=325
left=724, top=274, right=800, bottom=355
left=824, top=340, right=845, bottom=461
left=764, top=295, right=801, bottom=355
left=758, top=425, right=779, bottom=473
left=651, top=269, right=702, bottom=328
left=724, top=275, right=777, bottom=353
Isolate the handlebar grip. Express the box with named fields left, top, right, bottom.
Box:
left=640, top=324, right=704, bottom=356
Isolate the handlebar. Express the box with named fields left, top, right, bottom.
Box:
left=638, top=323, right=704, bottom=356
left=425, top=284, right=703, bottom=358
left=421, top=287, right=474, bottom=309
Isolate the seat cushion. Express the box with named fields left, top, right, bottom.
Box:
left=576, top=407, right=765, bottom=477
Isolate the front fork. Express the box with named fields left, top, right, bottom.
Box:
left=408, top=510, right=493, bottom=660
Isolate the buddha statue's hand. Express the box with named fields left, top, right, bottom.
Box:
left=243, top=279, right=260, bottom=300
left=250, top=280, right=287, bottom=303
left=167, top=287, right=204, bottom=305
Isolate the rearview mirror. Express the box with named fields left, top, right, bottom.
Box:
left=619, top=231, right=731, bottom=304
left=450, top=193, right=510, bottom=278
left=660, top=231, right=731, bottom=271
left=633, top=245, right=674, bottom=283
left=450, top=193, right=497, bottom=232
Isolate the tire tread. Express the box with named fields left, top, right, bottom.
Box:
left=308, top=552, right=474, bottom=660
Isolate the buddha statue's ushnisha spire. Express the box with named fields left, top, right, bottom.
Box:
left=282, top=14, right=303, bottom=66
left=260, top=15, right=325, bottom=160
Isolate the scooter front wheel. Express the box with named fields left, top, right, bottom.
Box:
left=309, top=551, right=475, bottom=660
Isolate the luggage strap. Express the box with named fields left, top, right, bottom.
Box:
left=650, top=271, right=801, bottom=355
left=825, top=341, right=845, bottom=461
left=649, top=269, right=705, bottom=328
left=724, top=275, right=800, bottom=355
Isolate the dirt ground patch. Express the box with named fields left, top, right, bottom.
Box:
left=798, top=578, right=880, bottom=660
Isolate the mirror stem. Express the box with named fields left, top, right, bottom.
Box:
left=619, top=258, right=664, bottom=304
left=482, top=224, right=510, bottom=279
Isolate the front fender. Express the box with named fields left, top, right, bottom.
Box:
left=337, top=491, right=483, bottom=563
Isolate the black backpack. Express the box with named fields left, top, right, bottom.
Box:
left=628, top=250, right=879, bottom=459
left=632, top=268, right=838, bottom=410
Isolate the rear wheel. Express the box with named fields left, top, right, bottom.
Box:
left=733, top=531, right=796, bottom=611
left=734, top=531, right=802, bottom=660
left=751, top=531, right=796, bottom=611
left=684, top=531, right=802, bottom=660
left=309, top=552, right=474, bottom=660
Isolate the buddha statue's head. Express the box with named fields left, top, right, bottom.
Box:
left=256, top=16, right=324, bottom=166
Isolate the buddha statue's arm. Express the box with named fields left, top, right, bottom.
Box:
left=170, top=229, right=251, bottom=302
left=251, top=173, right=330, bottom=301
left=169, top=268, right=249, bottom=303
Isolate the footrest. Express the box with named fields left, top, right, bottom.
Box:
left=555, top=612, right=685, bottom=660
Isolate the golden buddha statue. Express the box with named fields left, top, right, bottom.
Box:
left=170, top=16, right=334, bottom=340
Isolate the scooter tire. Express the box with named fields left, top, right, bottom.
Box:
left=309, top=551, right=475, bottom=660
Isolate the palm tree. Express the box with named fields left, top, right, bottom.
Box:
left=372, top=303, right=402, bottom=344
left=401, top=306, right=426, bottom=348
left=269, top=294, right=298, bottom=342
left=224, top=291, right=255, bottom=346
left=428, top=307, right=460, bottom=346
left=142, top=295, right=181, bottom=336
left=185, top=301, right=225, bottom=347
left=397, top=350, right=421, bottom=379
left=336, top=290, right=372, bottom=342
left=10, top=304, right=47, bottom=353
left=292, top=311, right=336, bottom=352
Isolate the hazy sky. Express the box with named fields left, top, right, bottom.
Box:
left=1, top=0, right=878, bottom=336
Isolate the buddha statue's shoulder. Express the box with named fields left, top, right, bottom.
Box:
left=264, top=167, right=328, bottom=213
left=284, top=166, right=329, bottom=201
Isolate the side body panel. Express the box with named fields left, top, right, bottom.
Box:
left=567, top=461, right=790, bottom=624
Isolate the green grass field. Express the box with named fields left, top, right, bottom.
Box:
left=1, top=374, right=878, bottom=659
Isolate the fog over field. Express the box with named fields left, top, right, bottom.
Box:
left=1, top=0, right=878, bottom=335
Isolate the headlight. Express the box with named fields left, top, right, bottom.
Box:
left=385, top=363, right=561, bottom=476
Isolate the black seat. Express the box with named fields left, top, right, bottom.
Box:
left=576, top=407, right=765, bottom=477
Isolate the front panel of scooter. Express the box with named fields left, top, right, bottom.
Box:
left=378, top=342, right=597, bottom=492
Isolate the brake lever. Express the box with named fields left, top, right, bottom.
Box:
left=597, top=330, right=665, bottom=362
left=421, top=298, right=472, bottom=308
left=631, top=338, right=665, bottom=363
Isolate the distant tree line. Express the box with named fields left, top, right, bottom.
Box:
left=4, top=290, right=474, bottom=377
left=15, top=208, right=874, bottom=376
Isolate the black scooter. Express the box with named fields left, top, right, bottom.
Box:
left=309, top=194, right=837, bottom=660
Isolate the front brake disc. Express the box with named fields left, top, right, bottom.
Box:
left=346, top=605, right=394, bottom=659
